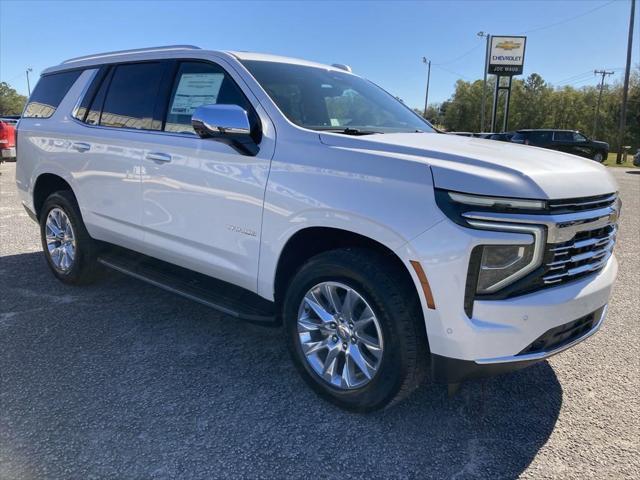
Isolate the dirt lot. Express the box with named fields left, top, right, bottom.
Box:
left=1, top=163, right=638, bottom=479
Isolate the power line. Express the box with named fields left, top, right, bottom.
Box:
left=432, top=64, right=474, bottom=81
left=434, top=43, right=482, bottom=66
left=520, top=0, right=617, bottom=34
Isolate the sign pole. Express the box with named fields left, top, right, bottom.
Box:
left=487, top=36, right=526, bottom=133
left=503, top=76, right=513, bottom=132
left=491, top=76, right=500, bottom=133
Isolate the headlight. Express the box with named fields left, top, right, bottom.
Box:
left=475, top=244, right=536, bottom=293
left=434, top=189, right=547, bottom=295
left=435, top=189, right=547, bottom=228
left=447, top=191, right=546, bottom=210
left=467, top=220, right=545, bottom=294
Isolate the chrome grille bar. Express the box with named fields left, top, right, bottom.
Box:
left=542, top=224, right=616, bottom=284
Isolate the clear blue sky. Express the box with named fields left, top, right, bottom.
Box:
left=1, top=0, right=637, bottom=108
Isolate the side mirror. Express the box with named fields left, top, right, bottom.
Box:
left=191, top=104, right=259, bottom=156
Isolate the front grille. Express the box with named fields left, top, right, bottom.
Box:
left=547, top=193, right=617, bottom=213
left=518, top=307, right=603, bottom=356
left=464, top=193, right=619, bottom=316
left=542, top=224, right=617, bottom=285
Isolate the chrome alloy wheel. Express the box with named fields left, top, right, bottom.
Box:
left=45, top=207, right=76, bottom=272
left=297, top=281, right=384, bottom=390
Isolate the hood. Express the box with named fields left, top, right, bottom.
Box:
left=319, top=132, right=618, bottom=200
left=592, top=140, right=609, bottom=149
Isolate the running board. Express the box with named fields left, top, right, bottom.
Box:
left=97, top=248, right=276, bottom=323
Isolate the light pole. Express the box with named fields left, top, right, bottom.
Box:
left=422, top=57, right=431, bottom=119
left=477, top=32, right=491, bottom=132
left=26, top=67, right=33, bottom=96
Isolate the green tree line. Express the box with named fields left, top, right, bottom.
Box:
left=418, top=69, right=640, bottom=151
left=0, top=82, right=27, bottom=116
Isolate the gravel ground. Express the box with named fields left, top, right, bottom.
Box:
left=1, top=163, right=638, bottom=479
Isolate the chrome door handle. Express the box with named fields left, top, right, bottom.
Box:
left=71, top=142, right=91, bottom=152
left=146, top=152, right=172, bottom=163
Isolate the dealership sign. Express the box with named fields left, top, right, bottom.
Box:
left=488, top=36, right=527, bottom=75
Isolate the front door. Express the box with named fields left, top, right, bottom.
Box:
left=140, top=60, right=275, bottom=292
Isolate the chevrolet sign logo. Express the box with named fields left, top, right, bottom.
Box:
left=495, top=41, right=521, bottom=51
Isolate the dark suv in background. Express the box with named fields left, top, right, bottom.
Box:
left=511, top=129, right=609, bottom=162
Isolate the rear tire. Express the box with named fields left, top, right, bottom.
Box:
left=39, top=191, right=102, bottom=285
left=283, top=248, right=429, bottom=412
left=593, top=151, right=605, bottom=162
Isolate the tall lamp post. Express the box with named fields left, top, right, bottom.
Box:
left=26, top=67, right=33, bottom=96
left=422, top=57, right=431, bottom=118
left=477, top=32, right=491, bottom=132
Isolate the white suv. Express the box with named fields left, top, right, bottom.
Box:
left=16, top=46, right=620, bottom=411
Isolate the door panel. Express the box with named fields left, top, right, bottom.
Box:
left=139, top=60, right=275, bottom=292
left=72, top=61, right=168, bottom=247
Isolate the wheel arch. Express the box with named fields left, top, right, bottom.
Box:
left=33, top=173, right=76, bottom=220
left=272, top=227, right=422, bottom=313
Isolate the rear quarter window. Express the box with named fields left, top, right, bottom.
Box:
left=23, top=70, right=82, bottom=118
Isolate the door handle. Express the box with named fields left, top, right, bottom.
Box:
left=146, top=152, right=172, bottom=163
left=71, top=142, right=91, bottom=152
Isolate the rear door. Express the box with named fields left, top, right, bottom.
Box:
left=68, top=61, right=171, bottom=248
left=551, top=131, right=575, bottom=154
left=138, top=58, right=275, bottom=292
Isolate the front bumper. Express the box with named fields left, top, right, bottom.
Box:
left=397, top=217, right=618, bottom=379
left=430, top=305, right=607, bottom=383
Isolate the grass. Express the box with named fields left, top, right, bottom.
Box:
left=603, top=152, right=638, bottom=168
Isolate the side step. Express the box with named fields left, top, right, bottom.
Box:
left=97, top=248, right=276, bottom=323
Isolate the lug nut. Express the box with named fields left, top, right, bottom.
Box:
left=330, top=322, right=337, bottom=329
left=342, top=342, right=348, bottom=349
left=349, top=322, right=354, bottom=328
left=332, top=335, right=338, bottom=342
left=351, top=337, right=357, bottom=343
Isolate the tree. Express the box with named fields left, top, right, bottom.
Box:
left=0, top=82, right=27, bottom=116
left=425, top=68, right=640, bottom=151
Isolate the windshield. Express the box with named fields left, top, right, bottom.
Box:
left=241, top=60, right=434, bottom=134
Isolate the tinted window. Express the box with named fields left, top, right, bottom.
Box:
left=511, top=132, right=526, bottom=143
left=242, top=60, right=433, bottom=134
left=528, top=131, right=552, bottom=143
left=85, top=68, right=112, bottom=125
left=72, top=67, right=109, bottom=123
left=553, top=131, right=574, bottom=142
left=100, top=62, right=165, bottom=130
left=165, top=62, right=252, bottom=135
left=573, top=132, right=587, bottom=142
left=23, top=70, right=82, bottom=118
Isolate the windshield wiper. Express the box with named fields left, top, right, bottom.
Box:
left=320, top=127, right=383, bottom=136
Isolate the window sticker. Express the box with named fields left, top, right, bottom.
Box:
left=169, top=73, right=224, bottom=115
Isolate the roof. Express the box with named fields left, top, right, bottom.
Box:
left=43, top=45, right=348, bottom=75
left=516, top=129, right=577, bottom=133
left=227, top=51, right=346, bottom=71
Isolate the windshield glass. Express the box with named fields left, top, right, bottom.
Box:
left=241, top=60, right=434, bottom=134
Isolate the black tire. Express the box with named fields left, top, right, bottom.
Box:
left=593, top=151, right=605, bottom=163
left=39, top=190, right=102, bottom=285
left=283, top=248, right=429, bottom=412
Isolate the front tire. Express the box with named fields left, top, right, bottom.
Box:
left=593, top=151, right=605, bottom=162
left=39, top=191, right=102, bottom=285
left=283, top=248, right=429, bottom=411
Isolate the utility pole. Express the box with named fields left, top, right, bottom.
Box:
left=422, top=57, right=431, bottom=119
left=616, top=0, right=635, bottom=164
left=592, top=69, right=613, bottom=137
left=26, top=67, right=33, bottom=96
left=477, top=32, right=491, bottom=132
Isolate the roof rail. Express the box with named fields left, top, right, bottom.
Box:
left=62, top=45, right=202, bottom=64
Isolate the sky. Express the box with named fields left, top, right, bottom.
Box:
left=0, top=0, right=637, bottom=108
